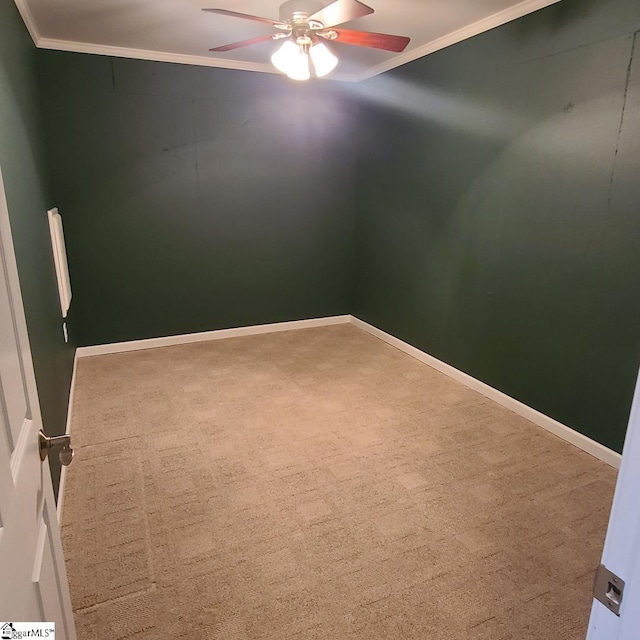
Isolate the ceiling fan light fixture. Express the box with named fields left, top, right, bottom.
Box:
left=271, top=39, right=337, bottom=81
left=206, top=1, right=409, bottom=80
left=309, top=42, right=338, bottom=77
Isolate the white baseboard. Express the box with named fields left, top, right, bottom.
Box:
left=350, top=316, right=622, bottom=469
left=75, top=315, right=352, bottom=358
left=65, top=317, right=351, bottom=519
left=56, top=350, right=78, bottom=524
left=67, top=313, right=620, bottom=471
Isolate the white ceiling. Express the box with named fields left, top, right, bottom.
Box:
left=16, top=0, right=561, bottom=82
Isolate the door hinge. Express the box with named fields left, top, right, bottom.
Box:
left=593, top=564, right=624, bottom=616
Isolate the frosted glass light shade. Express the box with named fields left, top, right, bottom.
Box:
left=310, top=43, right=338, bottom=77
left=287, top=48, right=311, bottom=81
left=271, top=40, right=298, bottom=74
left=271, top=40, right=311, bottom=81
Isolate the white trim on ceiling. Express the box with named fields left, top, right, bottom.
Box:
left=17, top=0, right=563, bottom=82
left=352, top=0, right=564, bottom=81
left=13, top=0, right=40, bottom=44
left=36, top=37, right=280, bottom=75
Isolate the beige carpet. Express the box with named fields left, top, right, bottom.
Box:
left=62, top=324, right=616, bottom=639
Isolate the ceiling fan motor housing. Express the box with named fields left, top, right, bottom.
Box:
left=279, top=0, right=325, bottom=23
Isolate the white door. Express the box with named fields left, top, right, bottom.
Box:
left=586, top=368, right=640, bottom=639
left=0, top=165, right=76, bottom=638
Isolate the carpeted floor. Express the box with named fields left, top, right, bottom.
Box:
left=61, top=324, right=617, bottom=639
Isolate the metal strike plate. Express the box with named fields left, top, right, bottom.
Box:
left=593, top=564, right=624, bottom=616
left=38, top=430, right=75, bottom=466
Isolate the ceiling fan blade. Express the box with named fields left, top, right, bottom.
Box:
left=308, top=0, right=374, bottom=28
left=328, top=28, right=410, bottom=52
left=209, top=34, right=276, bottom=52
left=202, top=8, right=280, bottom=27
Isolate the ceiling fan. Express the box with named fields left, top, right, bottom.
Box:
left=203, top=0, right=410, bottom=81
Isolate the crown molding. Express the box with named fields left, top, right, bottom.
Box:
left=33, top=35, right=361, bottom=81
left=16, top=0, right=562, bottom=83
left=35, top=37, right=280, bottom=75
left=13, top=0, right=40, bottom=44
left=352, top=0, right=563, bottom=82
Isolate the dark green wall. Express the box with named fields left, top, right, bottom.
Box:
left=353, top=0, right=640, bottom=453
left=0, top=1, right=75, bottom=493
left=39, top=54, right=358, bottom=347
left=34, top=0, right=640, bottom=454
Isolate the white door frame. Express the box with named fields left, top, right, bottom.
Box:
left=587, top=367, right=640, bottom=638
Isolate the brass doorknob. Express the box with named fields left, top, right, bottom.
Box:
left=38, top=430, right=75, bottom=466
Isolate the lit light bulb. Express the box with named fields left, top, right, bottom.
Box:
left=271, top=40, right=311, bottom=81
left=271, top=40, right=298, bottom=74
left=286, top=48, right=311, bottom=81
left=309, top=43, right=338, bottom=78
